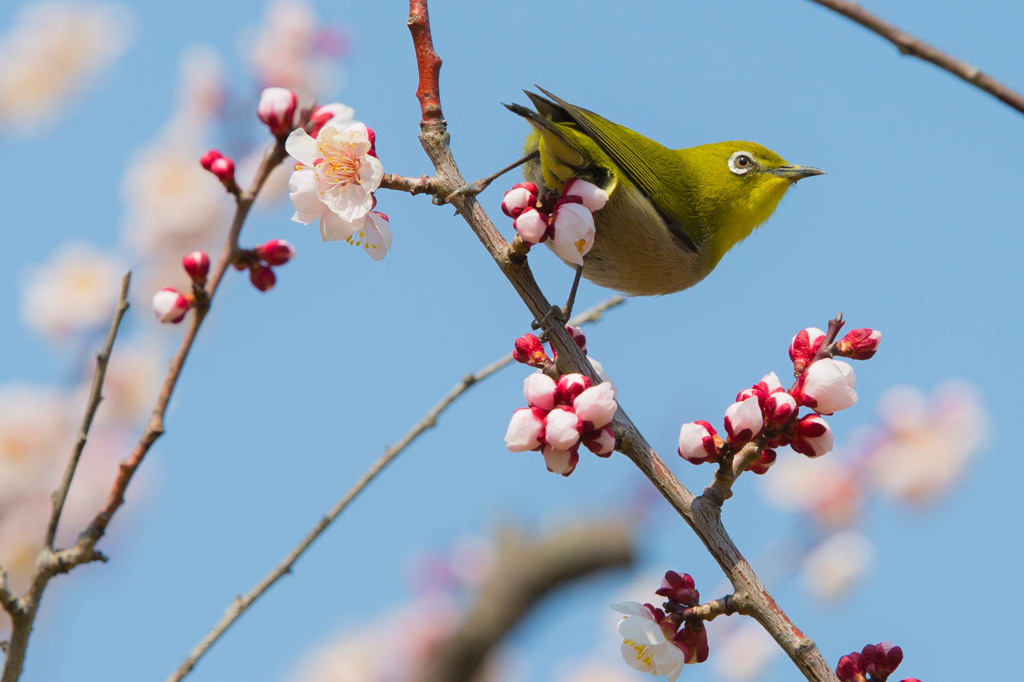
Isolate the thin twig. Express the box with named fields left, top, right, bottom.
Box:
left=44, top=273, right=131, bottom=550
left=809, top=0, right=1024, bottom=116
left=165, top=295, right=625, bottom=682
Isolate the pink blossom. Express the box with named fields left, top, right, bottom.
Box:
left=501, top=182, right=538, bottom=219
left=523, top=373, right=556, bottom=411
left=257, top=86, right=298, bottom=137
left=542, top=445, right=578, bottom=476
left=677, top=420, right=719, bottom=464
left=582, top=426, right=615, bottom=457
left=573, top=382, right=617, bottom=429
left=512, top=207, right=549, bottom=245
left=562, top=178, right=609, bottom=212
left=504, top=407, right=545, bottom=452
left=544, top=407, right=582, bottom=450
left=794, top=358, right=857, bottom=414
left=549, top=202, right=595, bottom=266
left=724, top=396, right=764, bottom=445
left=151, top=288, right=190, bottom=323
left=789, top=414, right=834, bottom=457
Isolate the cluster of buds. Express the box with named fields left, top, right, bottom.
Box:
left=504, top=370, right=617, bottom=476
left=511, top=326, right=587, bottom=370
left=836, top=642, right=919, bottom=682
left=234, top=238, right=297, bottom=292
left=151, top=250, right=211, bottom=324
left=501, top=178, right=608, bottom=266
left=678, top=324, right=881, bottom=473
left=612, top=571, right=710, bottom=681
left=200, top=149, right=239, bottom=194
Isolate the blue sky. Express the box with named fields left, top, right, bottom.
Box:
left=1, top=1, right=1021, bottom=680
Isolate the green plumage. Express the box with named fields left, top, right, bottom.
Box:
left=507, top=88, right=824, bottom=296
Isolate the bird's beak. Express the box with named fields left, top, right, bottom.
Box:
left=769, top=165, right=826, bottom=181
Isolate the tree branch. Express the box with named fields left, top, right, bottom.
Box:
left=406, top=1, right=837, bottom=679
left=808, top=0, right=1024, bottom=116
left=165, top=295, right=625, bottom=682
left=415, top=521, right=635, bottom=682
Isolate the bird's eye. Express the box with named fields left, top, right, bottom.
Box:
left=728, top=151, right=755, bottom=175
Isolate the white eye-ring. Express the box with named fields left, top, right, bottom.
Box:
left=728, top=151, right=755, bottom=175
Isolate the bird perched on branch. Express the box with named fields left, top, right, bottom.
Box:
left=506, top=88, right=824, bottom=297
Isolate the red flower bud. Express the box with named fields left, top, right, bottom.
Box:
left=249, top=264, right=276, bottom=292
left=182, top=251, right=210, bottom=285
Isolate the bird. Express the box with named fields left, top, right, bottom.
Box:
left=505, top=88, right=825, bottom=297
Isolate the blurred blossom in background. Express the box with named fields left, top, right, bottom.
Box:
left=0, top=2, right=134, bottom=136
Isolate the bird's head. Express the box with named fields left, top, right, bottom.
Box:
left=681, top=141, right=825, bottom=264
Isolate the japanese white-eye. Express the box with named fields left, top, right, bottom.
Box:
left=507, top=89, right=824, bottom=296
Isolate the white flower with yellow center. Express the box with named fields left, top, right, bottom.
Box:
left=286, top=118, right=384, bottom=246
left=611, top=602, right=686, bottom=681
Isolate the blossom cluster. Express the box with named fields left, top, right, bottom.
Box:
left=836, top=641, right=919, bottom=682
left=501, top=178, right=608, bottom=266
left=612, top=571, right=710, bottom=681
left=504, top=370, right=617, bottom=476
left=677, top=325, right=881, bottom=474
left=261, top=86, right=392, bottom=261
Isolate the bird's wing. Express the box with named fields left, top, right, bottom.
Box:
left=533, top=87, right=700, bottom=252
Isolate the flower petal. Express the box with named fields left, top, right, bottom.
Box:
left=284, top=128, right=319, bottom=166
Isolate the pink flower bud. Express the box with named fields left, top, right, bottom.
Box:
left=555, top=373, right=591, bottom=406
left=512, top=333, right=551, bottom=368
left=790, top=327, right=826, bottom=374
left=724, top=396, right=764, bottom=446
left=757, top=371, right=784, bottom=394
left=746, top=448, right=777, bottom=475
left=542, top=445, right=579, bottom=476
left=523, top=372, right=557, bottom=411
left=655, top=570, right=699, bottom=606
left=501, top=182, right=539, bottom=218
left=257, top=87, right=298, bottom=137
left=735, top=386, right=766, bottom=407
left=562, top=177, right=608, bottom=212
left=792, top=358, right=857, bottom=414
left=789, top=414, right=834, bottom=458
left=544, top=406, right=582, bottom=450
left=209, top=156, right=236, bottom=183
left=199, top=149, right=222, bottom=170
left=764, top=391, right=798, bottom=427
left=549, top=202, right=595, bottom=266
left=582, top=425, right=615, bottom=457
left=836, top=328, right=882, bottom=360
left=309, top=102, right=354, bottom=137
left=513, top=208, right=549, bottom=245
left=152, top=287, right=190, bottom=324
left=256, top=239, right=297, bottom=266
left=505, top=406, right=546, bottom=452
left=677, top=420, right=719, bottom=464
left=249, top=264, right=276, bottom=292
left=573, top=382, right=617, bottom=430
left=566, top=325, right=587, bottom=353
left=182, top=251, right=210, bottom=285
